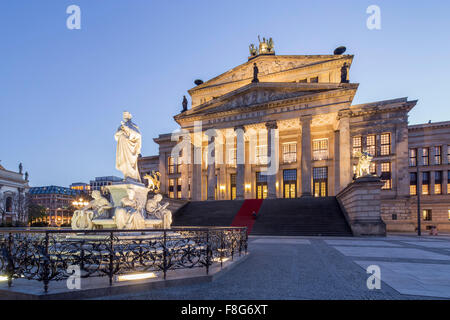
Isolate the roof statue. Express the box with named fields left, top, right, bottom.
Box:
left=248, top=36, right=275, bottom=59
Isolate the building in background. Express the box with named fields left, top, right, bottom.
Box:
left=138, top=155, right=159, bottom=186
left=0, top=162, right=29, bottom=224
left=29, top=186, right=81, bottom=226
left=89, top=176, right=122, bottom=193
left=70, top=182, right=91, bottom=193
left=143, top=42, right=450, bottom=232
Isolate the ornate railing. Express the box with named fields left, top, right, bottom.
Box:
left=0, top=227, right=247, bottom=292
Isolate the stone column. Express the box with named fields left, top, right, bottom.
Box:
left=206, top=133, right=217, bottom=200
left=235, top=126, right=246, bottom=200
left=443, top=169, right=448, bottom=195
left=191, top=142, right=202, bottom=201
left=158, top=152, right=167, bottom=195
left=180, top=137, right=189, bottom=199
left=266, top=121, right=279, bottom=199
left=395, top=123, right=410, bottom=197
left=338, top=110, right=352, bottom=192
left=300, top=115, right=312, bottom=197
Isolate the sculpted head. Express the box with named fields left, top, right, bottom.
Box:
left=154, top=194, right=163, bottom=202
left=126, top=188, right=135, bottom=200
left=123, top=111, right=132, bottom=121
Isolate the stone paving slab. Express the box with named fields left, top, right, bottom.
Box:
left=354, top=261, right=450, bottom=299
left=325, top=240, right=401, bottom=247
left=333, top=246, right=450, bottom=261
left=252, top=238, right=311, bottom=245
left=401, top=241, right=450, bottom=249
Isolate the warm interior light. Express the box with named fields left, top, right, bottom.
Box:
left=219, top=185, right=226, bottom=191
left=117, top=272, right=157, bottom=282
left=213, top=257, right=230, bottom=263
left=276, top=182, right=279, bottom=188
left=245, top=184, right=251, bottom=190
left=0, top=275, right=8, bottom=282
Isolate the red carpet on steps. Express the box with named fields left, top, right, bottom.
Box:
left=231, top=199, right=264, bottom=234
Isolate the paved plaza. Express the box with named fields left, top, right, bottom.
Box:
left=97, top=234, right=450, bottom=300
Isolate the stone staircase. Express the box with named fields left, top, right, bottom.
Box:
left=251, top=197, right=352, bottom=236
left=172, top=197, right=352, bottom=237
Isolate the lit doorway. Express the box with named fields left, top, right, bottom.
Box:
left=313, top=167, right=328, bottom=197
left=283, top=169, right=297, bottom=198
left=256, top=172, right=268, bottom=199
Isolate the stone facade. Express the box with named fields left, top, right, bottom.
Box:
left=140, top=46, right=450, bottom=233
left=0, top=163, right=29, bottom=224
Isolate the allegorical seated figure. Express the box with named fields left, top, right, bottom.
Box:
left=114, top=188, right=146, bottom=230
left=71, top=190, right=112, bottom=230
left=354, top=151, right=374, bottom=179
left=146, top=194, right=172, bottom=229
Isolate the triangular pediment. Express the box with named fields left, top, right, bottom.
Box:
left=176, top=82, right=357, bottom=121
left=189, top=54, right=353, bottom=93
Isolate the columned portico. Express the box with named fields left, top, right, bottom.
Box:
left=300, top=115, right=312, bottom=197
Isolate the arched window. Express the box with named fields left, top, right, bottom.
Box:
left=5, top=197, right=12, bottom=213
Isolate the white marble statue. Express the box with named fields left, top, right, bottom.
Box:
left=114, top=188, right=146, bottom=230
left=115, top=111, right=142, bottom=182
left=355, top=151, right=374, bottom=178
left=146, top=194, right=172, bottom=229
left=71, top=191, right=112, bottom=230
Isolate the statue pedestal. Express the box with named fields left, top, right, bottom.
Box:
left=336, top=175, right=386, bottom=236
left=105, top=181, right=149, bottom=210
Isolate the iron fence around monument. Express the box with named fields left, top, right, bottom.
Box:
left=0, top=226, right=248, bottom=293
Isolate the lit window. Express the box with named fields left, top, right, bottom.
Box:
left=381, top=162, right=392, bottom=190
left=422, top=148, right=429, bottom=166
left=313, top=139, right=328, bottom=161
left=435, top=171, right=442, bottom=195
left=367, top=135, right=376, bottom=157
left=448, top=209, right=450, bottom=221
left=256, top=145, right=267, bottom=165
left=168, top=157, right=176, bottom=174
left=410, top=172, right=417, bottom=195
left=409, top=148, right=417, bottom=167
left=423, top=209, right=432, bottom=221
left=313, top=167, right=328, bottom=197
left=422, top=172, right=430, bottom=195
left=168, top=179, right=175, bottom=198
left=352, top=136, right=362, bottom=156
left=282, top=142, right=297, bottom=163
left=380, top=133, right=391, bottom=156
left=370, top=162, right=377, bottom=175
left=434, top=146, right=442, bottom=165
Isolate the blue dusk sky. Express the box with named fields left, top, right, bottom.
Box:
left=1, top=0, right=449, bottom=187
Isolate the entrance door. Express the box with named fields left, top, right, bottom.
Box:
left=313, top=167, right=328, bottom=197
left=283, top=169, right=297, bottom=198
left=230, top=174, right=236, bottom=200
left=256, top=172, right=268, bottom=199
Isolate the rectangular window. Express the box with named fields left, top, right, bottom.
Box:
left=448, top=209, right=450, bottom=221
left=282, top=142, right=297, bottom=163
left=434, top=146, right=442, bottom=165
left=366, top=135, right=376, bottom=157
left=352, top=136, right=362, bottom=156
left=422, top=148, right=429, bottom=166
left=380, top=133, right=391, bottom=156
left=309, top=76, right=319, bottom=83
left=313, top=139, right=329, bottom=161
left=409, top=148, right=417, bottom=167
left=369, top=162, right=377, bottom=175
left=283, top=169, right=297, bottom=199
left=256, top=145, right=267, bottom=165
left=422, top=172, right=430, bottom=195
left=410, top=172, right=417, bottom=195
left=381, top=162, right=392, bottom=190
left=230, top=174, right=236, bottom=200
left=423, top=209, right=432, bottom=221
left=177, top=178, right=182, bottom=199
left=168, top=179, right=175, bottom=198
left=228, top=147, right=237, bottom=166
left=313, top=167, right=328, bottom=197
left=448, top=171, right=450, bottom=194
left=435, top=171, right=442, bottom=195
left=168, top=157, right=175, bottom=174
left=448, top=146, right=450, bottom=164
